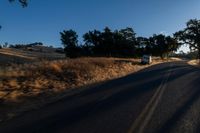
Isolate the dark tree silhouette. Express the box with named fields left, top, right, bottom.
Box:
left=60, top=29, right=80, bottom=58
left=118, top=27, right=137, bottom=56
left=101, top=27, right=114, bottom=56
left=175, top=19, right=200, bottom=60
left=165, top=36, right=180, bottom=57
left=9, top=0, right=28, bottom=7
left=136, top=37, right=151, bottom=56
left=83, top=27, right=137, bottom=57
left=151, top=34, right=167, bottom=58
left=67, top=27, right=180, bottom=58
left=83, top=29, right=102, bottom=55
left=143, top=34, right=180, bottom=59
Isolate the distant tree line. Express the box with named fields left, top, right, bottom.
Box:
left=3, top=1, right=200, bottom=60
left=60, top=19, right=200, bottom=59
left=9, top=42, right=43, bottom=48
left=0, top=42, right=43, bottom=49
left=60, top=27, right=181, bottom=58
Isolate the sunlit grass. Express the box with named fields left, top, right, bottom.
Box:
left=188, top=59, right=200, bottom=66
left=0, top=58, right=143, bottom=102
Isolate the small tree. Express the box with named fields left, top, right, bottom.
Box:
left=175, top=19, right=200, bottom=61
left=60, top=29, right=80, bottom=58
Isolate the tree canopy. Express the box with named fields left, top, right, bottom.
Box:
left=60, top=29, right=81, bottom=58
left=62, top=27, right=180, bottom=58
left=175, top=19, right=200, bottom=59
left=82, top=27, right=137, bottom=57
left=136, top=34, right=180, bottom=59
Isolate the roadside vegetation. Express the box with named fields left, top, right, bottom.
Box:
left=0, top=0, right=200, bottom=123
left=0, top=54, right=166, bottom=122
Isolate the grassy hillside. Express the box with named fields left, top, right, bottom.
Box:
left=0, top=47, right=166, bottom=122
left=0, top=58, right=150, bottom=102
left=0, top=47, right=65, bottom=66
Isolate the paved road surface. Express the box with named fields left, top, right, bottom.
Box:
left=0, top=61, right=200, bottom=133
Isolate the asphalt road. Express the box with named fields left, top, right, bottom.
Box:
left=0, top=61, right=200, bottom=133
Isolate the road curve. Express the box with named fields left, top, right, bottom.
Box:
left=0, top=61, right=200, bottom=133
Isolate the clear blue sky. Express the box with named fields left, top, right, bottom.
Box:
left=0, top=0, right=200, bottom=51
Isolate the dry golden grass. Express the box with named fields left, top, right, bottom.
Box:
left=0, top=57, right=166, bottom=122
left=0, top=58, right=138, bottom=97
left=188, top=59, right=200, bottom=66
left=0, top=48, right=170, bottom=121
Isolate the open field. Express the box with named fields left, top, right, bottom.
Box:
left=0, top=47, right=169, bottom=122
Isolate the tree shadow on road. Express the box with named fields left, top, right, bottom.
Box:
left=158, top=71, right=200, bottom=133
